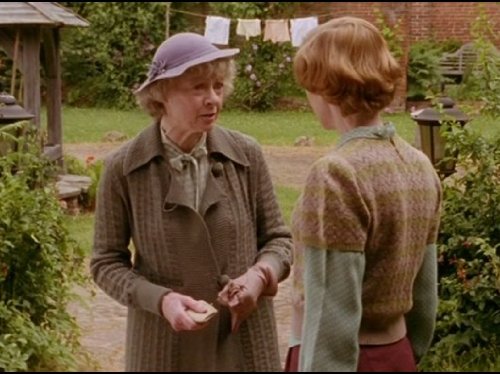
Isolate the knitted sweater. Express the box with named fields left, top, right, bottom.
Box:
left=291, top=124, right=442, bottom=370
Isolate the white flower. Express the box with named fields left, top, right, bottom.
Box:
left=245, top=64, right=253, bottom=73
left=252, top=44, right=258, bottom=51
left=256, top=81, right=261, bottom=87
left=285, top=56, right=292, bottom=63
left=250, top=73, right=257, bottom=81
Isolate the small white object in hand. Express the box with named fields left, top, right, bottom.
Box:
left=186, top=300, right=218, bottom=323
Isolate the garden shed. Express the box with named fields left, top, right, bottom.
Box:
left=0, top=2, right=88, bottom=161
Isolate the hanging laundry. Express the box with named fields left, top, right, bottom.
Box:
left=263, top=19, right=291, bottom=43
left=204, top=16, right=231, bottom=45
left=290, top=16, right=319, bottom=47
left=236, top=18, right=262, bottom=40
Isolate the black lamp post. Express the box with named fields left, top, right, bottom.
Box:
left=0, top=93, right=35, bottom=155
left=411, top=97, right=469, bottom=177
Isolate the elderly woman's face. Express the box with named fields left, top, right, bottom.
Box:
left=164, top=73, right=224, bottom=135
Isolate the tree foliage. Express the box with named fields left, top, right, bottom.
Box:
left=60, top=2, right=303, bottom=110
left=60, top=2, right=166, bottom=108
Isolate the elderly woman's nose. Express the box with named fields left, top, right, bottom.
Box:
left=205, top=86, right=221, bottom=104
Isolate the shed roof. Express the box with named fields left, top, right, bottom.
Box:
left=0, top=2, right=89, bottom=27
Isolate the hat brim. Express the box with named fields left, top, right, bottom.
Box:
left=135, top=48, right=239, bottom=94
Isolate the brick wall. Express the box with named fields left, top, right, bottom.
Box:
left=299, top=2, right=499, bottom=45
left=297, top=2, right=500, bottom=110
left=409, top=2, right=500, bottom=45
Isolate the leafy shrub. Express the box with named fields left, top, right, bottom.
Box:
left=407, top=40, right=444, bottom=100
left=227, top=40, right=296, bottom=111
left=450, top=5, right=500, bottom=116
left=211, top=2, right=301, bottom=111
left=419, top=122, right=500, bottom=371
left=0, top=127, right=89, bottom=371
left=63, top=154, right=104, bottom=211
left=60, top=2, right=166, bottom=108
left=373, top=7, right=404, bottom=60
left=60, top=2, right=302, bottom=110
left=467, top=6, right=500, bottom=117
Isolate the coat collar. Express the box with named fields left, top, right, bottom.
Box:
left=123, top=123, right=250, bottom=175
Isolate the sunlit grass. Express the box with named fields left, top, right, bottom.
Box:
left=64, top=213, right=94, bottom=256
left=49, top=106, right=499, bottom=147
left=275, top=185, right=301, bottom=225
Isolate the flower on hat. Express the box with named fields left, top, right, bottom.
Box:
left=148, top=60, right=166, bottom=79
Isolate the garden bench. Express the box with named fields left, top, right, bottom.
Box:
left=439, top=42, right=478, bottom=83
left=439, top=42, right=500, bottom=85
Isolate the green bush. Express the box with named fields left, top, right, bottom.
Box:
left=407, top=40, right=443, bottom=100
left=373, top=7, right=404, bottom=60
left=60, top=2, right=166, bottom=108
left=449, top=5, right=500, bottom=116
left=227, top=40, right=296, bottom=111
left=0, top=127, right=89, bottom=371
left=63, top=154, right=104, bottom=211
left=467, top=6, right=500, bottom=117
left=59, top=2, right=305, bottom=110
left=420, top=122, right=500, bottom=371
left=211, top=2, right=301, bottom=111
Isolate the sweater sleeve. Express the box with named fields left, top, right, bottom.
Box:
left=293, top=156, right=370, bottom=252
left=293, top=156, right=369, bottom=370
left=405, top=244, right=438, bottom=361
left=299, top=246, right=366, bottom=372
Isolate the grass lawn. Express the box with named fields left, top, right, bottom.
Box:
left=64, top=213, right=95, bottom=255
left=55, top=106, right=499, bottom=146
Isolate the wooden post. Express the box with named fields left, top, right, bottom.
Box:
left=0, top=29, right=24, bottom=94
left=21, top=27, right=41, bottom=129
left=165, top=2, right=172, bottom=39
left=10, top=30, right=19, bottom=96
left=42, top=28, right=63, bottom=164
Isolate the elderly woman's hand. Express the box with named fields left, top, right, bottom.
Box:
left=161, top=292, right=213, bottom=332
left=217, top=262, right=278, bottom=333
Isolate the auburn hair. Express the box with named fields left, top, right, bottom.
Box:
left=294, top=16, right=402, bottom=116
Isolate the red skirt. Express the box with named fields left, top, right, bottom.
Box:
left=284, top=337, right=416, bottom=372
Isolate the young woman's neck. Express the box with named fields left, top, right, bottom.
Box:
left=335, top=111, right=383, bottom=134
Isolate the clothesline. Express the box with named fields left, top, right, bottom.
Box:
left=169, top=7, right=333, bottom=21
left=169, top=8, right=327, bottom=47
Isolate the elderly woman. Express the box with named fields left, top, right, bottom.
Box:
left=90, top=32, right=293, bottom=372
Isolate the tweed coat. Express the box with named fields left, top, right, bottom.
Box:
left=90, top=123, right=293, bottom=372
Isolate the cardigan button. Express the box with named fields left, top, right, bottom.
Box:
left=217, top=274, right=230, bottom=289
left=211, top=162, right=224, bottom=177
